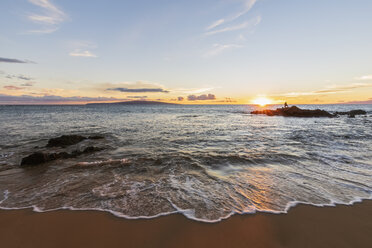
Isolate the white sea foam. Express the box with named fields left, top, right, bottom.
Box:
left=76, top=158, right=129, bottom=167
left=0, top=152, right=14, bottom=159
left=1, top=190, right=371, bottom=223
left=0, top=190, right=9, bottom=204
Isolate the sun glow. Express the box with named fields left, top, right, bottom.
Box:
left=252, top=97, right=272, bottom=106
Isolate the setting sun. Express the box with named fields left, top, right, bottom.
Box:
left=252, top=97, right=272, bottom=106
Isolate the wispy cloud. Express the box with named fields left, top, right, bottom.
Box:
left=0, top=57, right=35, bottom=63
left=187, top=94, right=216, bottom=101
left=206, top=0, right=258, bottom=31
left=215, top=97, right=237, bottom=103
left=127, top=96, right=148, bottom=99
left=100, top=82, right=214, bottom=96
left=107, top=87, right=169, bottom=93
left=18, top=75, right=33, bottom=80
left=355, top=75, right=372, bottom=81
left=206, top=16, right=261, bottom=36
left=173, top=87, right=216, bottom=94
left=27, top=0, right=67, bottom=34
left=206, top=19, right=225, bottom=31
left=203, top=0, right=260, bottom=57
left=314, top=83, right=372, bottom=94
left=101, top=81, right=169, bottom=94
left=20, top=82, right=35, bottom=87
left=279, top=83, right=372, bottom=97
left=5, top=74, right=33, bottom=80
left=203, top=43, right=243, bottom=58
left=3, top=85, right=24, bottom=90
left=342, top=98, right=372, bottom=104
left=69, top=41, right=98, bottom=58
left=69, top=50, right=98, bottom=58
left=27, top=27, right=59, bottom=34
left=0, top=94, right=127, bottom=104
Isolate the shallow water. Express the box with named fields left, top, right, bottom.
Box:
left=0, top=104, right=372, bottom=222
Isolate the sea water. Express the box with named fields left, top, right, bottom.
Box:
left=0, top=104, right=371, bottom=222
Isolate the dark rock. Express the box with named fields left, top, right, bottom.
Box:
left=88, top=135, right=105, bottom=140
left=46, top=135, right=86, bottom=147
left=82, top=146, right=104, bottom=154
left=54, top=152, right=71, bottom=159
left=21, top=147, right=104, bottom=167
left=335, top=110, right=367, bottom=116
left=21, top=152, right=50, bottom=166
left=349, top=110, right=367, bottom=115
left=251, top=106, right=334, bottom=118
left=21, top=152, right=72, bottom=166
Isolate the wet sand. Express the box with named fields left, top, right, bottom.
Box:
left=1, top=200, right=372, bottom=248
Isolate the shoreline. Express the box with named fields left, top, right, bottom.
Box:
left=1, top=200, right=372, bottom=248
left=0, top=195, right=371, bottom=223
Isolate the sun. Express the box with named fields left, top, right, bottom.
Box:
left=252, top=97, right=272, bottom=107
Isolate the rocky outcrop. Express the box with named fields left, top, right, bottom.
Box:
left=46, top=135, right=86, bottom=147
left=251, top=106, right=334, bottom=117
left=251, top=106, right=368, bottom=118
left=20, top=152, right=53, bottom=166
left=21, top=147, right=104, bottom=167
left=335, top=110, right=367, bottom=118
left=21, top=134, right=106, bottom=167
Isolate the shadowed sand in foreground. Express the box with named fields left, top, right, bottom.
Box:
left=1, top=200, right=372, bottom=248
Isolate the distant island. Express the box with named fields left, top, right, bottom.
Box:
left=86, top=100, right=178, bottom=106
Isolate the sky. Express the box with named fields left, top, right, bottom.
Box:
left=1, top=0, right=372, bottom=104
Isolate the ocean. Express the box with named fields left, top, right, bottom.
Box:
left=0, top=104, right=371, bottom=222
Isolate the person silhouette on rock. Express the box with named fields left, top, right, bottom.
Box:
left=284, top=102, right=288, bottom=108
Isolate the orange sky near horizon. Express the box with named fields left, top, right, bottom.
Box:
left=0, top=88, right=371, bottom=105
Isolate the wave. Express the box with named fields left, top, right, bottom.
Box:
left=1, top=189, right=371, bottom=223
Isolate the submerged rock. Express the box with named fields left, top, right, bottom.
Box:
left=46, top=135, right=86, bottom=147
left=22, top=133, right=107, bottom=166
left=88, top=135, right=105, bottom=140
left=21, top=152, right=69, bottom=166
left=21, top=152, right=51, bottom=166
left=21, top=147, right=104, bottom=167
left=251, top=106, right=334, bottom=118
left=71, top=146, right=104, bottom=156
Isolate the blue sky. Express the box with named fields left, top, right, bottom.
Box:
left=1, top=0, right=372, bottom=104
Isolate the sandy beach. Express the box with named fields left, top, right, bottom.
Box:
left=0, top=200, right=371, bottom=248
